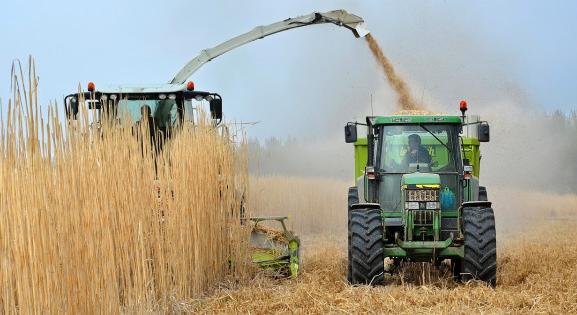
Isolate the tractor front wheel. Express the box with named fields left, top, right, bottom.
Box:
left=461, top=206, right=497, bottom=286
left=349, top=208, right=384, bottom=285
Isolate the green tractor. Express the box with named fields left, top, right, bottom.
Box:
left=344, top=102, right=496, bottom=286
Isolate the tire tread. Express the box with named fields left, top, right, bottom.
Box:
left=461, top=207, right=497, bottom=287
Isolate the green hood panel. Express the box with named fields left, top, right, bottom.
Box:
left=402, top=173, right=441, bottom=186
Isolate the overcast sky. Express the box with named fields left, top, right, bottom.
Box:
left=1, top=0, right=575, bottom=139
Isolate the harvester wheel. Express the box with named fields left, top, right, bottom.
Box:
left=347, top=187, right=359, bottom=282
left=349, top=208, right=384, bottom=285
left=461, top=207, right=497, bottom=286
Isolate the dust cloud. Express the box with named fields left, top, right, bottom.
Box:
left=245, top=6, right=577, bottom=238
left=468, top=100, right=577, bottom=235
left=365, top=33, right=423, bottom=111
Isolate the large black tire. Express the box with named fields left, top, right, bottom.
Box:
left=461, top=207, right=497, bottom=286
left=347, top=187, right=359, bottom=282
left=348, top=187, right=359, bottom=207
left=349, top=208, right=385, bottom=285
left=478, top=186, right=488, bottom=201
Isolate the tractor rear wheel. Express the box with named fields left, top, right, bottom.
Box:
left=349, top=208, right=384, bottom=285
left=347, top=187, right=359, bottom=282
left=461, top=206, right=497, bottom=286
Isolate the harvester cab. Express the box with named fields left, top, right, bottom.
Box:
left=63, top=9, right=369, bottom=280
left=344, top=103, right=496, bottom=286
left=64, top=82, right=223, bottom=134
left=64, top=8, right=369, bottom=139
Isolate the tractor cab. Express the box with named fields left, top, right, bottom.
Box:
left=345, top=115, right=468, bottom=210
left=64, top=81, right=223, bottom=133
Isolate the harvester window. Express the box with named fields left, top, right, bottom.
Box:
left=117, top=99, right=178, bottom=128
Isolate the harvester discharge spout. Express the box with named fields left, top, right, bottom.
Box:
left=170, top=9, right=369, bottom=84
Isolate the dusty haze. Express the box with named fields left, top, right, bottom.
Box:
left=248, top=27, right=577, bottom=237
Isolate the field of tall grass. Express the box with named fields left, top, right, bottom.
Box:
left=0, top=60, right=250, bottom=313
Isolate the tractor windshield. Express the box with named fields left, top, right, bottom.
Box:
left=377, top=123, right=461, bottom=212
left=379, top=124, right=459, bottom=174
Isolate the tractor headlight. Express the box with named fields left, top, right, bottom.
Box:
left=405, top=202, right=420, bottom=210
left=426, top=202, right=440, bottom=210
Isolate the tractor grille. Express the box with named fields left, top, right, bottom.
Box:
left=406, top=189, right=439, bottom=202
left=413, top=210, right=434, bottom=226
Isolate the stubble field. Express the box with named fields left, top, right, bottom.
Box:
left=194, top=177, right=577, bottom=314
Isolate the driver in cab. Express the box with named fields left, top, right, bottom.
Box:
left=404, top=134, right=431, bottom=166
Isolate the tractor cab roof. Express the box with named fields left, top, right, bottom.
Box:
left=372, top=115, right=462, bottom=125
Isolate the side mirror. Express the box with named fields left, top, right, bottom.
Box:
left=478, top=122, right=490, bottom=142
left=344, top=124, right=357, bottom=143
left=209, top=98, right=222, bottom=120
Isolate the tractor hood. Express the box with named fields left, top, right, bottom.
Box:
left=401, top=172, right=441, bottom=189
